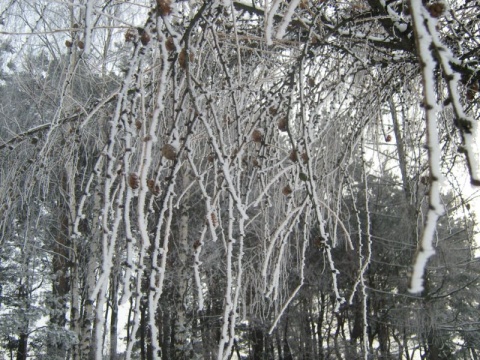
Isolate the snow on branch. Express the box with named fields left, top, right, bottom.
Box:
left=83, top=0, right=94, bottom=55
left=408, top=0, right=445, bottom=294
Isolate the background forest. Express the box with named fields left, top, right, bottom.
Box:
left=1, top=0, right=480, bottom=359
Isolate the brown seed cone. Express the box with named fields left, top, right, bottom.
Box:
left=178, top=48, right=194, bottom=69
left=147, top=179, right=155, bottom=189
left=269, top=106, right=278, bottom=116
left=147, top=179, right=160, bottom=195
left=420, top=176, right=430, bottom=185
left=467, top=82, right=479, bottom=101
left=125, top=29, right=136, bottom=42
left=210, top=212, right=218, bottom=228
left=427, top=2, right=445, bottom=18
left=301, top=152, right=309, bottom=163
left=165, top=37, right=175, bottom=52
left=179, top=48, right=187, bottom=69
left=278, top=117, right=288, bottom=132
left=251, top=129, right=264, bottom=143
left=141, top=32, right=151, bottom=46
left=289, top=150, right=298, bottom=162
left=77, top=40, right=84, bottom=50
left=299, top=0, right=309, bottom=9
left=207, top=153, right=215, bottom=162
left=282, top=185, right=293, bottom=196
left=467, top=90, right=476, bottom=101
left=135, top=120, right=142, bottom=130
left=65, top=40, right=73, bottom=48
left=162, top=144, right=177, bottom=161
left=157, top=0, right=172, bottom=16
left=313, top=237, right=326, bottom=249
left=128, top=173, right=140, bottom=189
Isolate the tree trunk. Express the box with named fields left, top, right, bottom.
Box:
left=173, top=170, right=192, bottom=359
left=110, top=269, right=120, bottom=360
left=317, top=294, right=325, bottom=360
left=251, top=324, right=264, bottom=360
left=15, top=333, right=27, bottom=360
left=83, top=188, right=102, bottom=359
left=48, top=170, right=71, bottom=359
left=389, top=98, right=419, bottom=249
left=70, top=238, right=81, bottom=360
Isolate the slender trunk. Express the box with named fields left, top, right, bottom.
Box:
left=110, top=268, right=120, bottom=360
left=15, top=280, right=29, bottom=360
left=83, top=187, right=102, bottom=359
left=200, top=308, right=214, bottom=360
left=283, top=319, right=293, bottom=360
left=15, top=333, right=28, bottom=360
left=308, top=306, right=318, bottom=360
left=126, top=296, right=134, bottom=354
left=85, top=296, right=96, bottom=360
left=174, top=170, right=192, bottom=359
left=403, top=329, right=411, bottom=360
left=251, top=323, right=264, bottom=360
left=302, top=302, right=313, bottom=360
left=317, top=294, right=325, bottom=360
left=389, top=98, right=419, bottom=248
left=71, top=238, right=81, bottom=360
left=49, top=170, right=72, bottom=359
left=274, top=329, right=282, bottom=360
left=470, top=347, right=479, bottom=360
left=52, top=206, right=70, bottom=312
left=377, top=323, right=390, bottom=359
left=140, top=300, right=147, bottom=360
left=161, top=307, right=171, bottom=360
left=389, top=99, right=413, bottom=203
left=426, top=330, right=441, bottom=360
left=392, top=330, right=403, bottom=360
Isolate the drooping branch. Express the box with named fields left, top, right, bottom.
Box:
left=408, top=0, right=445, bottom=294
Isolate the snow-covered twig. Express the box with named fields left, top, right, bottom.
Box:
left=408, top=0, right=445, bottom=294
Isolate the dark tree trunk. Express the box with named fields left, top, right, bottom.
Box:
left=15, top=333, right=27, bottom=360
left=109, top=271, right=119, bottom=360
left=251, top=324, right=264, bottom=360
left=49, top=171, right=71, bottom=359
left=317, top=294, right=325, bottom=360
left=140, top=299, right=147, bottom=360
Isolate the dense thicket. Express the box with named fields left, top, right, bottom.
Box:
left=1, top=0, right=479, bottom=359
